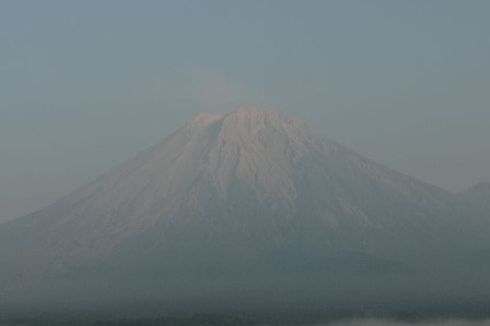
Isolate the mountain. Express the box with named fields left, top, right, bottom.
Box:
left=1, top=107, right=489, bottom=316
left=459, top=182, right=490, bottom=215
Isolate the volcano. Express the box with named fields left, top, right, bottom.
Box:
left=1, top=107, right=489, bottom=316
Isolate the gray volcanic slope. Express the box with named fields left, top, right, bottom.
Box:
left=0, top=107, right=488, bottom=302
left=459, top=182, right=490, bottom=216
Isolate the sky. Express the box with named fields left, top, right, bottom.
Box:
left=1, top=0, right=489, bottom=222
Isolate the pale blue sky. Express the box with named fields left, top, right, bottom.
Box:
left=1, top=0, right=489, bottom=221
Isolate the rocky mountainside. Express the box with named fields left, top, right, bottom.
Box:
left=0, top=107, right=488, bottom=306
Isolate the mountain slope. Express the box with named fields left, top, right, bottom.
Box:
left=459, top=182, right=490, bottom=215
left=0, top=107, right=488, bottom=296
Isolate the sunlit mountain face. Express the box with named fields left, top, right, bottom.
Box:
left=1, top=107, right=489, bottom=321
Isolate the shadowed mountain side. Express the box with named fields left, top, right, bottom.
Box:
left=459, top=182, right=490, bottom=216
